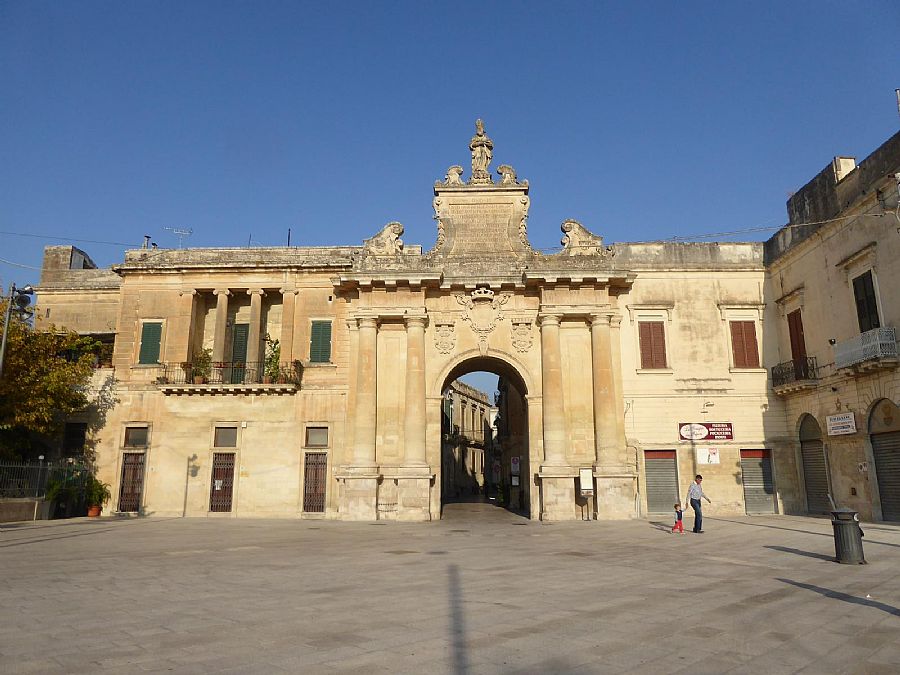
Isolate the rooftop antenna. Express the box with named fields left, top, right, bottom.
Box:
left=163, top=227, right=193, bottom=249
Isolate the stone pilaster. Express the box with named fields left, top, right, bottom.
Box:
left=590, top=313, right=618, bottom=470
left=246, top=289, right=265, bottom=367
left=396, top=315, right=432, bottom=521
left=279, top=288, right=297, bottom=363
left=212, top=289, right=230, bottom=363
left=166, top=289, right=196, bottom=363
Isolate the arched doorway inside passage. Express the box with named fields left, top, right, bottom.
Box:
left=433, top=354, right=533, bottom=520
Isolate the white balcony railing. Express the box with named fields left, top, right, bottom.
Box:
left=834, top=327, right=898, bottom=370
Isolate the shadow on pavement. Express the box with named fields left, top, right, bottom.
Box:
left=777, top=578, right=900, bottom=617
left=0, top=517, right=180, bottom=549
left=708, top=517, right=900, bottom=549
left=448, top=563, right=469, bottom=675
left=764, top=545, right=834, bottom=562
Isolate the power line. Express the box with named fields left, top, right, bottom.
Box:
left=0, top=230, right=137, bottom=247
left=0, top=257, right=41, bottom=270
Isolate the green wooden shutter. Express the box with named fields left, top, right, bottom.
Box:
left=231, top=324, right=249, bottom=363
left=309, top=321, right=332, bottom=363
left=138, top=322, right=162, bottom=364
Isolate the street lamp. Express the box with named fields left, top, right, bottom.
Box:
left=0, top=283, right=34, bottom=379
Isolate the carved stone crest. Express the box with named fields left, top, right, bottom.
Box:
left=434, top=322, right=456, bottom=354
left=560, top=219, right=614, bottom=258
left=455, top=287, right=510, bottom=354
left=363, top=222, right=404, bottom=255
left=510, top=319, right=534, bottom=353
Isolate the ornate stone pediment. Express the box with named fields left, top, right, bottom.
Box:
left=560, top=219, right=614, bottom=258
left=363, top=222, right=404, bottom=255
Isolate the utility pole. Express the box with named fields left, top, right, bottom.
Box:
left=0, top=283, right=34, bottom=379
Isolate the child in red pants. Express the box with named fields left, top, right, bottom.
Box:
left=672, top=503, right=684, bottom=534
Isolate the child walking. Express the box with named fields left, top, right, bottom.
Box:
left=672, top=503, right=684, bottom=534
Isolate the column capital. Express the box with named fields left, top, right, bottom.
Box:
left=404, top=315, right=428, bottom=329
left=357, top=317, right=378, bottom=330
left=608, top=313, right=623, bottom=329
left=589, top=312, right=613, bottom=327
left=213, top=288, right=231, bottom=297
left=346, top=318, right=359, bottom=332
left=246, top=288, right=266, bottom=297
left=537, top=313, right=562, bottom=327
left=279, top=288, right=299, bottom=296
left=179, top=289, right=198, bottom=297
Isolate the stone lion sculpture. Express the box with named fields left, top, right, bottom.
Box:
left=363, top=221, right=404, bottom=255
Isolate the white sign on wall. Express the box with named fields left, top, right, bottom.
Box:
left=827, top=412, right=857, bottom=436
left=696, top=447, right=720, bottom=465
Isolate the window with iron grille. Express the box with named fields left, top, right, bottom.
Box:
left=638, top=321, right=667, bottom=369
left=138, top=321, right=163, bottom=364
left=214, top=426, right=238, bottom=448
left=305, top=426, right=329, bottom=448
left=309, top=321, right=332, bottom=363
left=124, top=426, right=149, bottom=448
left=729, top=320, right=760, bottom=369
left=852, top=270, right=880, bottom=333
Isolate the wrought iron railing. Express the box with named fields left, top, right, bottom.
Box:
left=771, top=356, right=818, bottom=388
left=834, top=327, right=898, bottom=369
left=155, top=360, right=302, bottom=385
left=0, top=459, right=90, bottom=500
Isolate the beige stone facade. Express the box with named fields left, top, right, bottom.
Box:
left=35, top=124, right=900, bottom=522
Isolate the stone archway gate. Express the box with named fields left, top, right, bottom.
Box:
left=333, top=121, right=637, bottom=521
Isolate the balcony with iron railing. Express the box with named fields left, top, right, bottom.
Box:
left=153, top=360, right=303, bottom=394
left=834, top=327, right=898, bottom=373
left=771, top=356, right=818, bottom=396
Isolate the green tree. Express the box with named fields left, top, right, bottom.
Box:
left=0, top=300, right=100, bottom=459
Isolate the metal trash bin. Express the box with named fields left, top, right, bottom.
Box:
left=831, top=508, right=866, bottom=564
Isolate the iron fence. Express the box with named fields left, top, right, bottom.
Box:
left=156, top=360, right=303, bottom=385
left=0, top=459, right=91, bottom=500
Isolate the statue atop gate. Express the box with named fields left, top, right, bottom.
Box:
left=469, top=119, right=494, bottom=184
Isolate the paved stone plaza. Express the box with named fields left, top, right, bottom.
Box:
left=1, top=506, right=899, bottom=674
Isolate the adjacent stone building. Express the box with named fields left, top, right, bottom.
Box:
left=35, top=122, right=900, bottom=521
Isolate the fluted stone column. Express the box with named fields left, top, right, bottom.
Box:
left=539, top=313, right=567, bottom=465
left=590, top=313, right=618, bottom=469
left=212, top=289, right=230, bottom=363
left=353, top=317, right=378, bottom=466
left=246, top=289, right=265, bottom=369
left=403, top=316, right=427, bottom=465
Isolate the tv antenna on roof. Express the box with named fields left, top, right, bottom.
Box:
left=164, top=227, right=193, bottom=248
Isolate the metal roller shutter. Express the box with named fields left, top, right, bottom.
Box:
left=872, top=431, right=900, bottom=521
left=740, top=450, right=775, bottom=513
left=645, top=450, right=678, bottom=513
left=800, top=440, right=830, bottom=514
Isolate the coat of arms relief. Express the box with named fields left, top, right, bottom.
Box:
left=510, top=319, right=534, bottom=353
left=455, top=287, right=511, bottom=355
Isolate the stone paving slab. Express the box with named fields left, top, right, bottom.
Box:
left=1, top=505, right=899, bottom=674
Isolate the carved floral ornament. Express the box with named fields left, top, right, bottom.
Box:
left=455, top=287, right=511, bottom=355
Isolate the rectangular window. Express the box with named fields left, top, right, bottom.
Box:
left=138, top=321, right=163, bottom=365
left=214, top=426, right=238, bottom=448
left=305, top=426, right=329, bottom=448
left=309, top=321, right=332, bottom=363
left=730, top=320, right=760, bottom=369
left=124, top=426, right=149, bottom=447
left=638, top=321, right=667, bottom=369
left=852, top=271, right=880, bottom=333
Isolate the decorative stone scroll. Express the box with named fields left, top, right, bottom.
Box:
left=455, top=287, right=511, bottom=354
left=560, top=219, right=614, bottom=258
left=363, top=222, right=404, bottom=255
left=510, top=318, right=534, bottom=353
left=434, top=321, right=456, bottom=354
left=440, top=166, right=464, bottom=186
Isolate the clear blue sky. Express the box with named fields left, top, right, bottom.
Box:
left=2, top=1, right=899, bottom=290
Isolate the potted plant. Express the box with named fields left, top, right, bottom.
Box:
left=85, top=476, right=112, bottom=517
left=263, top=335, right=280, bottom=384
left=192, top=347, right=212, bottom=384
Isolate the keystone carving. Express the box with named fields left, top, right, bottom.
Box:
left=455, top=287, right=511, bottom=354
left=363, top=222, right=404, bottom=255
left=560, top=219, right=614, bottom=258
